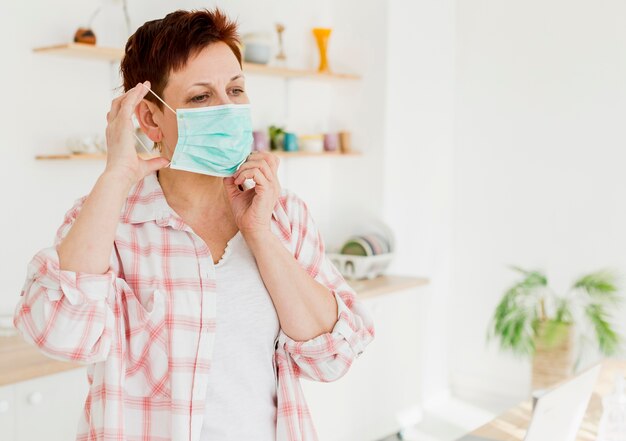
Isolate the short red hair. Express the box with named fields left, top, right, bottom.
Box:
left=120, top=8, right=242, bottom=108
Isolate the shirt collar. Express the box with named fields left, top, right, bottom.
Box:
left=120, top=171, right=283, bottom=229
left=120, top=171, right=179, bottom=226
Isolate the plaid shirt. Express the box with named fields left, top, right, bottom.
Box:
left=14, top=171, right=375, bottom=441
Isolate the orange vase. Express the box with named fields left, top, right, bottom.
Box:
left=312, top=27, right=332, bottom=73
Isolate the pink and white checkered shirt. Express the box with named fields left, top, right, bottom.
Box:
left=14, top=171, right=375, bottom=441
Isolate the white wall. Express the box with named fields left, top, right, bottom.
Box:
left=451, top=0, right=626, bottom=407
left=383, top=0, right=456, bottom=407
left=0, top=0, right=387, bottom=314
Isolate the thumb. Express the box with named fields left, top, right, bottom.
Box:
left=223, top=176, right=241, bottom=201
left=143, top=157, right=171, bottom=173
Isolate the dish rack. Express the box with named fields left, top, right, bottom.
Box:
left=327, top=252, right=394, bottom=280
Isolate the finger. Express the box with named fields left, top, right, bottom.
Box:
left=234, top=160, right=273, bottom=184
left=140, top=156, right=171, bottom=174
left=108, top=93, right=128, bottom=121
left=223, top=176, right=242, bottom=201
left=234, top=168, right=269, bottom=189
left=235, top=158, right=274, bottom=179
left=118, top=82, right=151, bottom=119
left=257, top=151, right=280, bottom=169
left=235, top=159, right=269, bottom=176
left=250, top=151, right=279, bottom=173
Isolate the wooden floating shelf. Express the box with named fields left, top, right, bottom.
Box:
left=349, top=275, right=430, bottom=300
left=272, top=150, right=361, bottom=157
left=35, top=151, right=361, bottom=161
left=242, top=62, right=361, bottom=80
left=33, top=43, right=361, bottom=80
left=33, top=43, right=124, bottom=62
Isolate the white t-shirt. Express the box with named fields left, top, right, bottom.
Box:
left=199, top=230, right=280, bottom=440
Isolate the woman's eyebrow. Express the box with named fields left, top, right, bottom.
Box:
left=190, top=74, right=245, bottom=88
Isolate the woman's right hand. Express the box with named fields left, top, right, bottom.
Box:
left=104, top=81, right=170, bottom=185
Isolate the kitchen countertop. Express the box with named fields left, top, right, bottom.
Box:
left=0, top=274, right=428, bottom=386
left=0, top=334, right=80, bottom=387
left=470, top=359, right=626, bottom=440
left=348, top=274, right=429, bottom=299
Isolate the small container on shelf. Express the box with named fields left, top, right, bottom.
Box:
left=74, top=28, right=97, bottom=45
left=252, top=130, right=270, bottom=151
left=283, top=132, right=298, bottom=152
left=323, top=133, right=340, bottom=152
left=299, top=134, right=324, bottom=153
left=66, top=134, right=106, bottom=154
left=339, top=131, right=352, bottom=153
left=242, top=32, right=273, bottom=65
left=268, top=125, right=285, bottom=151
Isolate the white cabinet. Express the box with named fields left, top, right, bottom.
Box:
left=0, top=383, right=16, bottom=440
left=2, top=368, right=88, bottom=441
left=301, top=286, right=427, bottom=441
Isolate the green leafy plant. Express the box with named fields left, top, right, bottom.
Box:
left=268, top=125, right=285, bottom=151
left=487, top=266, right=622, bottom=357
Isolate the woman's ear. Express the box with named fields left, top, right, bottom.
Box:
left=135, top=100, right=162, bottom=143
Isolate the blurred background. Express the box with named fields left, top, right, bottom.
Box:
left=1, top=0, right=625, bottom=440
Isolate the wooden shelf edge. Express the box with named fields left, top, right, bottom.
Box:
left=243, top=61, right=361, bottom=80
left=35, top=153, right=156, bottom=160
left=33, top=43, right=124, bottom=61
left=349, top=275, right=430, bottom=300
left=33, top=43, right=361, bottom=80
left=0, top=335, right=83, bottom=386
left=35, top=151, right=362, bottom=160
left=274, top=150, right=361, bottom=157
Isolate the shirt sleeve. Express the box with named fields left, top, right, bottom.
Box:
left=276, top=191, right=376, bottom=383
left=13, top=196, right=121, bottom=364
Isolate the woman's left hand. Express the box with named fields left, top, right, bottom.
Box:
left=224, top=151, right=281, bottom=237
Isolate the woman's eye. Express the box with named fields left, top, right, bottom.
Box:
left=191, top=94, right=209, bottom=103
left=230, top=88, right=244, bottom=96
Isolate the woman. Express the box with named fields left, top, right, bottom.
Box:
left=14, top=8, right=374, bottom=441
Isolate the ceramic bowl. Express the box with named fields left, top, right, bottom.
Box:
left=244, top=43, right=271, bottom=64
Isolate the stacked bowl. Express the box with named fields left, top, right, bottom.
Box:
left=328, top=231, right=395, bottom=280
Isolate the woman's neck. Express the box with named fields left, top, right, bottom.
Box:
left=157, top=168, right=230, bottom=220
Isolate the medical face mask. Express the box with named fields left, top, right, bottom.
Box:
left=136, top=85, right=253, bottom=177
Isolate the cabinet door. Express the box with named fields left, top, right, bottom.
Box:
left=300, top=287, right=425, bottom=441
left=15, top=368, right=88, bottom=441
left=0, top=384, right=16, bottom=441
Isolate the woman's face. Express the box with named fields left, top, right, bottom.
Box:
left=148, top=41, right=250, bottom=157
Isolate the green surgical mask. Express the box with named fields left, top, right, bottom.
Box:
left=137, top=85, right=253, bottom=177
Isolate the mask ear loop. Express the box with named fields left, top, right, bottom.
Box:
left=140, top=83, right=177, bottom=115
left=132, top=130, right=158, bottom=155
left=131, top=83, right=177, bottom=166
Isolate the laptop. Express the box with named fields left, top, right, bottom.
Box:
left=456, top=363, right=601, bottom=441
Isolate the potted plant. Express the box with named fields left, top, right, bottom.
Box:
left=268, top=125, right=285, bottom=151
left=488, top=266, right=622, bottom=390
